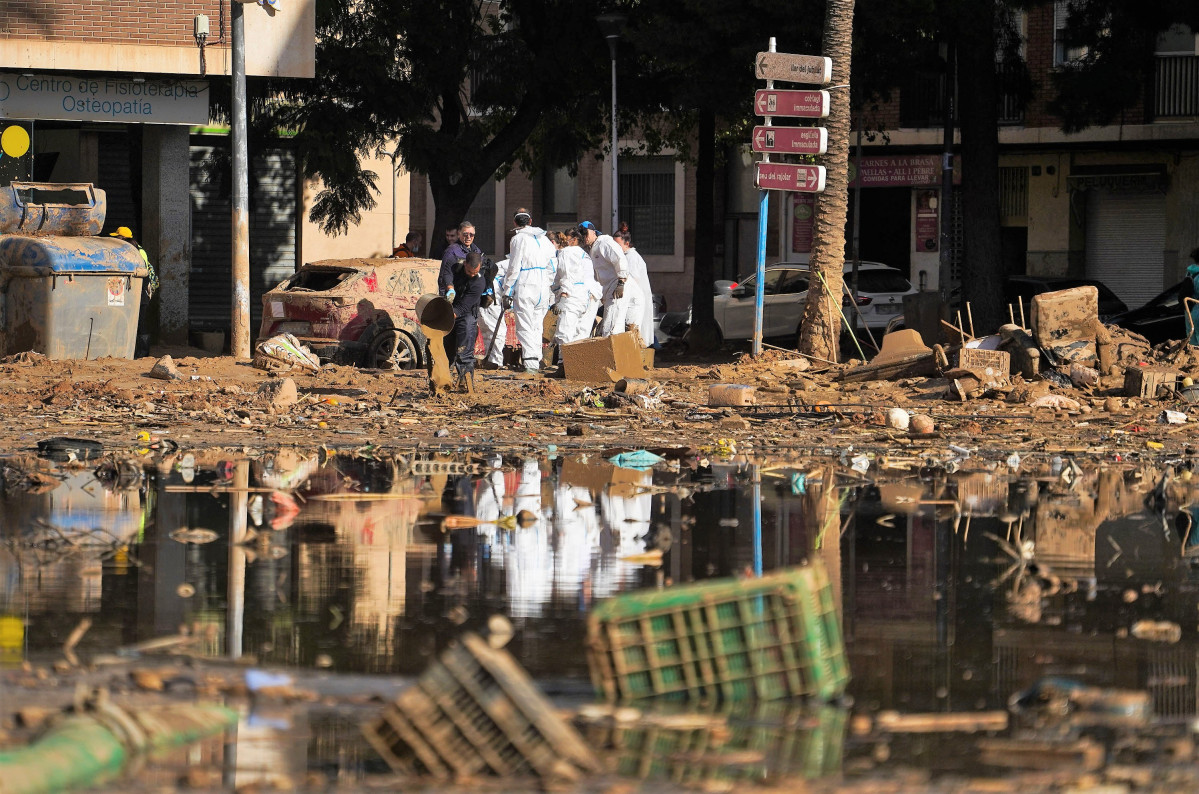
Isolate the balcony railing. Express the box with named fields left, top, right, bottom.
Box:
left=1153, top=55, right=1199, bottom=119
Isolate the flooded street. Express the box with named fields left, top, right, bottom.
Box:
left=4, top=447, right=1199, bottom=790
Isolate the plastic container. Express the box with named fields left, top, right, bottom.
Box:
left=363, top=632, right=599, bottom=780
left=0, top=235, right=145, bottom=359
left=586, top=562, right=849, bottom=703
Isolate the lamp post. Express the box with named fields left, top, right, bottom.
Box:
left=596, top=12, right=627, bottom=233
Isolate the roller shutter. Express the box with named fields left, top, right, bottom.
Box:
left=189, top=145, right=296, bottom=337
left=1084, top=189, right=1165, bottom=310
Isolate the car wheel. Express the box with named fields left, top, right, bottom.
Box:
left=369, top=329, right=418, bottom=370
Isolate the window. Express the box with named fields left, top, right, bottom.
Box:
left=543, top=165, right=576, bottom=222
left=777, top=270, right=810, bottom=294
left=1053, top=1, right=1089, bottom=66
left=1156, top=24, right=1197, bottom=56
left=619, top=156, right=675, bottom=255
left=856, top=270, right=912, bottom=293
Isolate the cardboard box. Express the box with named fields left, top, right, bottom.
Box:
left=708, top=384, right=757, bottom=406
left=1124, top=366, right=1178, bottom=398
left=957, top=347, right=1011, bottom=375
left=560, top=332, right=647, bottom=382
left=1032, top=286, right=1099, bottom=364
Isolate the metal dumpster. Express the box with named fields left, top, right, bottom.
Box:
left=0, top=182, right=145, bottom=360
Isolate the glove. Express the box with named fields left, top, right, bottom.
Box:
left=613, top=279, right=626, bottom=300
left=481, top=294, right=495, bottom=309
left=446, top=288, right=457, bottom=302
left=502, top=295, right=514, bottom=311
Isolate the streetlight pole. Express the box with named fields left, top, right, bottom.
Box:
left=597, top=13, right=627, bottom=233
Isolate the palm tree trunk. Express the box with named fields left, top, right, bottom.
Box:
left=799, top=0, right=856, bottom=362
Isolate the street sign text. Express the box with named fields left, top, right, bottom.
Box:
left=754, top=162, right=827, bottom=193
left=754, top=52, right=832, bottom=85
left=751, top=125, right=828, bottom=155
left=754, top=89, right=830, bottom=119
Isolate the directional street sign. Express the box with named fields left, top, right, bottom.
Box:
left=751, top=125, right=828, bottom=155
left=754, top=162, right=827, bottom=193
left=754, top=52, right=832, bottom=85
left=754, top=89, right=829, bottom=119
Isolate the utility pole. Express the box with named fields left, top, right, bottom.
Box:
left=230, top=0, right=251, bottom=359
left=938, top=41, right=956, bottom=302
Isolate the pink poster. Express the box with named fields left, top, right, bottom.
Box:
left=791, top=192, right=815, bottom=253
left=914, top=189, right=939, bottom=252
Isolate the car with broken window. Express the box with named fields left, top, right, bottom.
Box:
left=258, top=257, right=441, bottom=369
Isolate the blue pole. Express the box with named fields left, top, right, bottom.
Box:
left=752, top=189, right=769, bottom=357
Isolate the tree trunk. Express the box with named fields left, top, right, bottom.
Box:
left=799, top=0, right=856, bottom=363
left=956, top=0, right=1005, bottom=333
left=685, top=109, right=720, bottom=352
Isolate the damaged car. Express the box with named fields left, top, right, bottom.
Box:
left=258, top=258, right=441, bottom=369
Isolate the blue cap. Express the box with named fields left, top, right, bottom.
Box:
left=578, top=220, right=597, bottom=232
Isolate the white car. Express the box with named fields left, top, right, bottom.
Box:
left=710, top=261, right=915, bottom=340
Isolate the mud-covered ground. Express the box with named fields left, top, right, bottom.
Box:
left=0, top=336, right=1195, bottom=466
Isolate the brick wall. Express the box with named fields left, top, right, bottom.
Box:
left=0, top=0, right=224, bottom=47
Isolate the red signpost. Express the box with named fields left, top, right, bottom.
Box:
left=754, top=162, right=827, bottom=193
left=753, top=89, right=829, bottom=119
left=751, top=125, right=827, bottom=155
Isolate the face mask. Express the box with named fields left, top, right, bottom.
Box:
left=411, top=245, right=420, bottom=253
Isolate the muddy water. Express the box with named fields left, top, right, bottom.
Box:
left=4, top=450, right=1199, bottom=786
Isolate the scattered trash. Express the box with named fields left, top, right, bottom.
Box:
left=1158, top=410, right=1187, bottom=425
left=909, top=414, right=935, bottom=435
left=708, top=383, right=757, bottom=407
left=363, top=632, right=600, bottom=780
left=1130, top=619, right=1182, bottom=643
left=148, top=354, right=181, bottom=381
left=257, top=377, right=298, bottom=412
left=885, top=407, right=910, bottom=431
left=1011, top=677, right=1151, bottom=727
left=35, top=437, right=104, bottom=463
left=1069, top=361, right=1099, bottom=388
left=607, top=450, right=663, bottom=470
left=253, top=332, right=321, bottom=372
left=1124, top=365, right=1178, bottom=398
left=1029, top=394, right=1081, bottom=412
left=587, top=562, right=848, bottom=702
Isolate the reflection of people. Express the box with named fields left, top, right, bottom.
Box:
left=390, top=231, right=423, bottom=258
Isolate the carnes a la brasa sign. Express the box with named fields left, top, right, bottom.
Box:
left=848, top=155, right=961, bottom=188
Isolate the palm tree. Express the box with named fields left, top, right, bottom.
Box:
left=799, top=0, right=855, bottom=362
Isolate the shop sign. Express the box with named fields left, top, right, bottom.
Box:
left=848, top=154, right=961, bottom=188
left=0, top=73, right=209, bottom=125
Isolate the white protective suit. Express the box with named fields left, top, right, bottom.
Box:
left=624, top=246, right=655, bottom=347
left=589, top=233, right=645, bottom=338
left=551, top=246, right=603, bottom=344
left=505, top=227, right=557, bottom=370
left=477, top=257, right=508, bottom=368
left=507, top=457, right=549, bottom=617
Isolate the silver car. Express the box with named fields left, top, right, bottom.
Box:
left=708, top=261, right=914, bottom=341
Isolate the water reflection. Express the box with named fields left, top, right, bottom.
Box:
left=4, top=450, right=1199, bottom=779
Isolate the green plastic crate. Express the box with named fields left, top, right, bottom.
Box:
left=577, top=701, right=847, bottom=784
left=586, top=562, right=849, bottom=702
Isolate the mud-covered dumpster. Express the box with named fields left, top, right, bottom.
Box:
left=0, top=182, right=145, bottom=360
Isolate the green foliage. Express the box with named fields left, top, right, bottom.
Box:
left=273, top=0, right=616, bottom=234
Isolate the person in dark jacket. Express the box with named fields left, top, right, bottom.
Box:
left=446, top=252, right=489, bottom=391
left=439, top=221, right=483, bottom=294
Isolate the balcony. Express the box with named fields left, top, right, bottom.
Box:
left=1152, top=55, right=1199, bottom=119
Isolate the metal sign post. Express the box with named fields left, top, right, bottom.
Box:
left=751, top=42, right=831, bottom=357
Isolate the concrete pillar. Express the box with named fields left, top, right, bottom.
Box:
left=142, top=125, right=191, bottom=344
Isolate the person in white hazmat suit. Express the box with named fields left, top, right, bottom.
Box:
left=614, top=230, right=656, bottom=347
left=578, top=220, right=644, bottom=338
left=477, top=257, right=509, bottom=369
left=507, top=456, right=550, bottom=617
left=551, top=226, right=603, bottom=345
left=504, top=209, right=558, bottom=373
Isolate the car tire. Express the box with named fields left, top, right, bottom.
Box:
left=369, top=329, right=419, bottom=370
